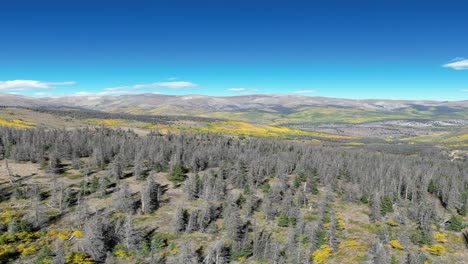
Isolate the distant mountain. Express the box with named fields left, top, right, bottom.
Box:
left=0, top=93, right=466, bottom=145
left=0, top=93, right=58, bottom=107
left=39, top=93, right=468, bottom=111
left=1, top=93, right=467, bottom=124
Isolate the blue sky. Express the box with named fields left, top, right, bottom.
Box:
left=0, top=0, right=467, bottom=100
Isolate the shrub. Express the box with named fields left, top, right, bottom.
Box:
left=337, top=218, right=346, bottom=230
left=380, top=196, right=394, bottom=216
left=65, top=252, right=94, bottom=264
left=151, top=233, right=169, bottom=249
left=446, top=215, right=463, bottom=232
left=424, top=244, right=445, bottom=256
left=433, top=232, right=447, bottom=243
left=18, top=244, right=39, bottom=256
left=311, top=245, right=333, bottom=263
left=230, top=247, right=252, bottom=261
left=360, top=194, right=369, bottom=204
left=276, top=212, right=289, bottom=227
left=317, top=229, right=327, bottom=246
left=386, top=219, right=398, bottom=227
left=72, top=230, right=83, bottom=239
left=260, top=182, right=271, bottom=193
left=410, top=228, right=432, bottom=245
left=113, top=244, right=130, bottom=258
left=168, top=164, right=187, bottom=185
left=389, top=240, right=404, bottom=250
left=0, top=244, right=16, bottom=259
left=33, top=248, right=53, bottom=264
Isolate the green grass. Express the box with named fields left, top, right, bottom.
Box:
left=105, top=106, right=468, bottom=126
left=403, top=129, right=468, bottom=147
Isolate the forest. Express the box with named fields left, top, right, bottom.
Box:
left=0, top=125, right=467, bottom=263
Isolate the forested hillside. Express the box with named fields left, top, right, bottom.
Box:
left=0, top=125, right=467, bottom=263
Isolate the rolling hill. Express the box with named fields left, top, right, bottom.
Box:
left=0, top=93, right=466, bottom=146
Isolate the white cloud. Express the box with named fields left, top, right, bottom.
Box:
left=71, top=89, right=132, bottom=97
left=0, top=80, right=76, bottom=91
left=443, top=58, right=468, bottom=70
left=71, top=91, right=97, bottom=96
left=227, top=88, right=258, bottom=93
left=108, top=81, right=198, bottom=91
left=34, top=92, right=49, bottom=97
left=150, top=81, right=197, bottom=89
left=293, top=90, right=317, bottom=94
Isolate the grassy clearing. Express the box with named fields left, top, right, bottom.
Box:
left=106, top=106, right=468, bottom=125
left=85, top=119, right=130, bottom=127
left=403, top=129, right=468, bottom=147
left=85, top=118, right=355, bottom=140
left=195, top=121, right=355, bottom=139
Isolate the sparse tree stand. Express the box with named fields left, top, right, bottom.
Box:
left=0, top=123, right=467, bottom=263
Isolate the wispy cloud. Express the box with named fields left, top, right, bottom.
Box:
left=293, top=90, right=317, bottom=94
left=443, top=58, right=468, bottom=70
left=0, top=80, right=75, bottom=91
left=71, top=88, right=138, bottom=97
left=227, top=88, right=258, bottom=93
left=34, top=92, right=50, bottom=97
left=109, top=81, right=198, bottom=90
left=67, top=81, right=197, bottom=97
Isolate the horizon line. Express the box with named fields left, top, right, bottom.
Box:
left=1, top=92, right=466, bottom=103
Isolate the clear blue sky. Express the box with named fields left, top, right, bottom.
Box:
left=0, top=0, right=467, bottom=100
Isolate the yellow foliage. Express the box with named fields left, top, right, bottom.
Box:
left=0, top=244, right=16, bottom=258
left=0, top=210, right=17, bottom=225
left=17, top=244, right=38, bottom=256
left=238, top=256, right=247, bottom=262
left=312, top=245, right=333, bottom=263
left=389, top=240, right=404, bottom=250
left=114, top=248, right=130, bottom=258
left=54, top=229, right=71, bottom=241
left=65, top=252, right=94, bottom=264
left=57, top=233, right=69, bottom=241
left=37, top=258, right=53, bottom=264
left=15, top=231, right=41, bottom=242
left=86, top=119, right=126, bottom=127
left=198, top=121, right=355, bottom=139
left=386, top=219, right=398, bottom=227
left=72, top=230, right=83, bottom=239
left=433, top=232, right=447, bottom=243
left=0, top=233, right=16, bottom=243
left=337, top=219, right=346, bottom=229
left=423, top=244, right=445, bottom=256
left=0, top=119, right=35, bottom=128
left=340, top=240, right=367, bottom=251
left=336, top=212, right=345, bottom=229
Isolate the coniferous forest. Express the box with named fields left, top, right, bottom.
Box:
left=0, top=122, right=467, bottom=263
left=2, top=1, right=468, bottom=263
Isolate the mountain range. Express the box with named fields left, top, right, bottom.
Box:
left=1, top=93, right=467, bottom=112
